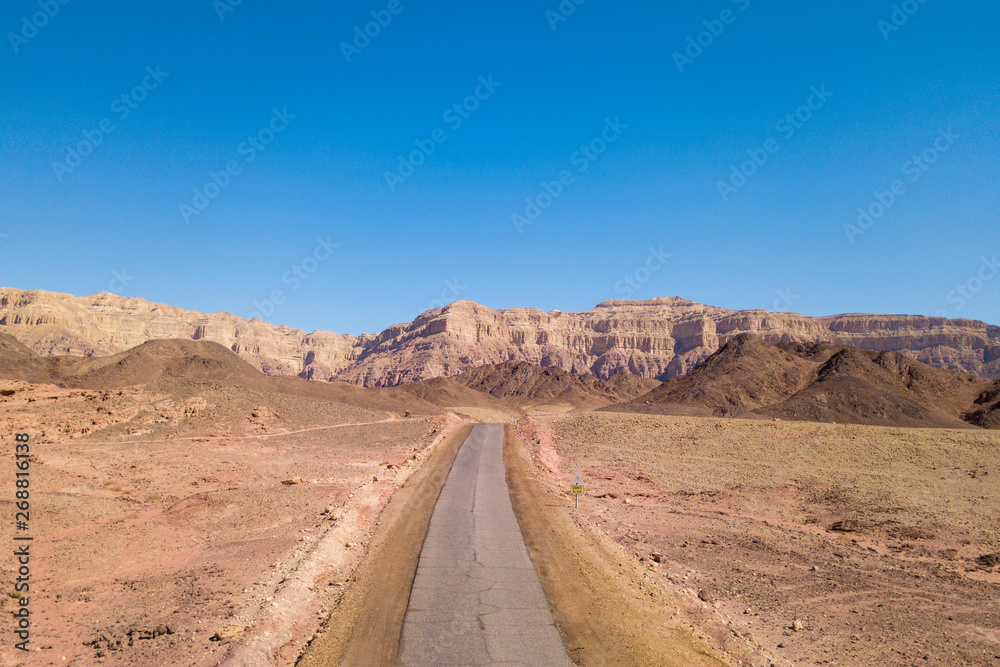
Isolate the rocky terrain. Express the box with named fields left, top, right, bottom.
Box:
left=450, top=360, right=660, bottom=411
left=0, top=337, right=467, bottom=667
left=2, top=288, right=999, bottom=387
left=525, top=412, right=1000, bottom=667
left=610, top=334, right=999, bottom=429
left=2, top=326, right=999, bottom=665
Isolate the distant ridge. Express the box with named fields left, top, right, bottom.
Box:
left=607, top=333, right=997, bottom=429
left=1, top=287, right=998, bottom=387
left=449, top=360, right=660, bottom=409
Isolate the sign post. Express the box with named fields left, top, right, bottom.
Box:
left=570, top=472, right=584, bottom=508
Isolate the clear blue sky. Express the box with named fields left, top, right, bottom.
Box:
left=2, top=1, right=997, bottom=334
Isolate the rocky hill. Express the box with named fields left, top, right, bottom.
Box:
left=450, top=361, right=660, bottom=410
left=608, top=334, right=997, bottom=429
left=2, top=288, right=998, bottom=386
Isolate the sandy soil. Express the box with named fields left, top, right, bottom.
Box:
left=0, top=379, right=457, bottom=667
left=525, top=412, right=1000, bottom=666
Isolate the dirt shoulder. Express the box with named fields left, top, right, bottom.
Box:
left=505, top=424, right=734, bottom=666
left=296, top=423, right=473, bottom=666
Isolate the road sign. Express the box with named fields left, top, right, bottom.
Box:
left=570, top=473, right=584, bottom=507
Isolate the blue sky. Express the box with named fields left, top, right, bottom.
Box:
left=1, top=0, right=997, bottom=334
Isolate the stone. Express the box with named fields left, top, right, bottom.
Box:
left=830, top=519, right=863, bottom=533
left=212, top=625, right=243, bottom=641
left=976, top=553, right=1000, bottom=568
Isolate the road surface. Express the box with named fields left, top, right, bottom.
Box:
left=398, top=423, right=572, bottom=665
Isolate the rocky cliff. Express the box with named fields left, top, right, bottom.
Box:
left=1, top=288, right=998, bottom=386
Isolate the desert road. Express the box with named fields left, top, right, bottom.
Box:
left=398, top=423, right=573, bottom=665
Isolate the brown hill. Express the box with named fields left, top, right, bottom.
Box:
left=0, top=339, right=445, bottom=424
left=71, top=339, right=266, bottom=390
left=389, top=376, right=507, bottom=411
left=610, top=334, right=996, bottom=429
left=0, top=338, right=267, bottom=389
left=451, top=361, right=659, bottom=410
left=613, top=334, right=815, bottom=416
left=0, top=332, right=34, bottom=358
left=2, top=288, right=999, bottom=387
left=0, top=331, right=75, bottom=385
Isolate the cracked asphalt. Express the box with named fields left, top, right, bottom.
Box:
left=398, top=423, right=572, bottom=666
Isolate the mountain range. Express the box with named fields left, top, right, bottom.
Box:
left=2, top=287, right=998, bottom=387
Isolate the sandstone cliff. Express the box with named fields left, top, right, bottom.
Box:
left=1, top=288, right=997, bottom=386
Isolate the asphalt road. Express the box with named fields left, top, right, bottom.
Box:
left=398, top=423, right=572, bottom=666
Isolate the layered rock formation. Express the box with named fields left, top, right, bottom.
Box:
left=1, top=288, right=998, bottom=386
left=0, top=288, right=366, bottom=379
left=334, top=298, right=1000, bottom=384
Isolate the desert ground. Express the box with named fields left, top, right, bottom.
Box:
left=519, top=411, right=1000, bottom=666
left=0, top=377, right=465, bottom=667
left=2, top=338, right=999, bottom=666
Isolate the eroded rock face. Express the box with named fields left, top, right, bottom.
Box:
left=0, top=288, right=367, bottom=379
left=336, top=298, right=1000, bottom=385
left=1, top=289, right=997, bottom=386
